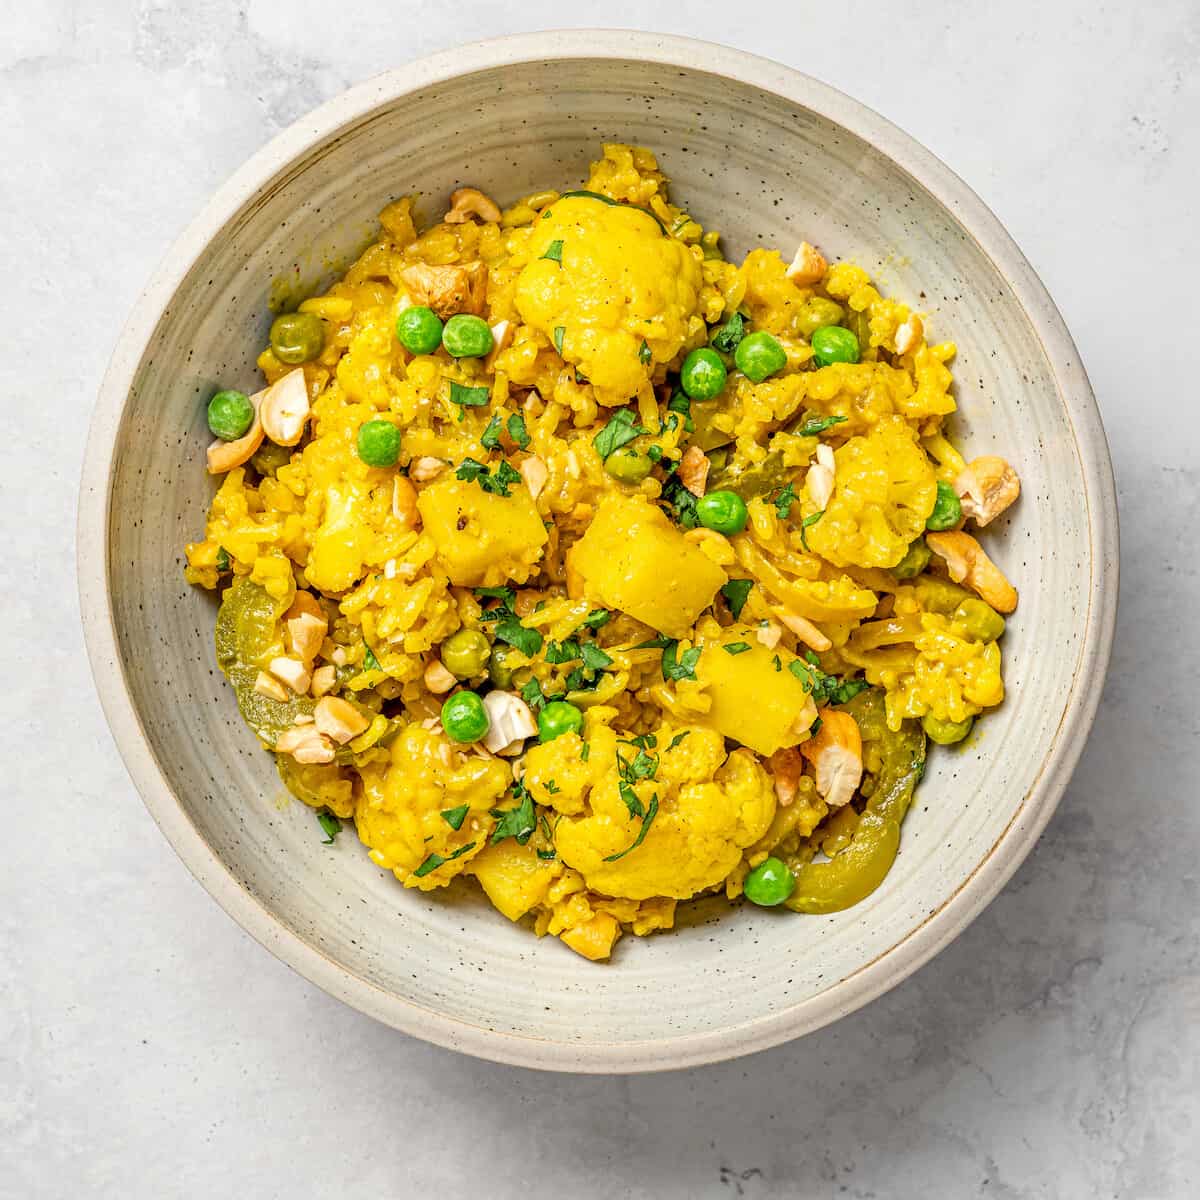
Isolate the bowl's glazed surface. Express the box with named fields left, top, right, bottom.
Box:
left=78, top=31, right=1117, bottom=1072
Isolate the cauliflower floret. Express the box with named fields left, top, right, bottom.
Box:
left=553, top=726, right=776, bottom=900
left=355, top=723, right=510, bottom=890
left=804, top=415, right=938, bottom=569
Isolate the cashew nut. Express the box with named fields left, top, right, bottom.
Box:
left=275, top=725, right=336, bottom=765
left=926, top=530, right=1019, bottom=614
left=767, top=746, right=804, bottom=807
left=518, top=454, right=549, bottom=500
left=253, top=671, right=290, bottom=703
left=259, top=368, right=311, bottom=447
left=481, top=690, right=538, bottom=755
left=313, top=696, right=370, bottom=745
left=954, top=455, right=1020, bottom=527
left=806, top=442, right=836, bottom=509
left=800, top=709, right=863, bottom=809
left=772, top=607, right=832, bottom=652
left=444, top=187, right=502, bottom=225
left=310, top=664, right=337, bottom=698
left=423, top=659, right=458, bottom=695
left=267, top=656, right=311, bottom=695
left=399, top=261, right=488, bottom=318
left=894, top=313, right=924, bottom=356
left=785, top=241, right=828, bottom=286
left=285, top=591, right=327, bottom=664
left=679, top=445, right=711, bottom=497
left=409, top=456, right=448, bottom=482
left=206, top=390, right=265, bottom=474
left=392, top=476, right=420, bottom=529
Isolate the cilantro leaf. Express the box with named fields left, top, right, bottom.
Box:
left=475, top=585, right=515, bottom=605
left=450, top=381, right=490, bottom=411
left=496, top=616, right=543, bottom=657
left=440, top=804, right=470, bottom=831
left=603, top=794, right=659, bottom=861
left=580, top=740, right=590, bottom=762
left=666, top=388, right=695, bottom=432
left=660, top=473, right=700, bottom=529
left=593, top=408, right=649, bottom=459
left=413, top=841, right=477, bottom=877
left=639, top=340, right=652, bottom=365
left=545, top=639, right=581, bottom=665
left=661, top=640, right=701, bottom=682
left=723, top=642, right=751, bottom=655
left=799, top=509, right=824, bottom=550
left=455, top=457, right=489, bottom=484
left=506, top=412, right=530, bottom=449
left=480, top=413, right=504, bottom=450
left=553, top=326, right=565, bottom=354
left=490, top=784, right=536, bottom=846
left=667, top=731, right=690, bottom=751
left=316, top=808, right=341, bottom=844
left=582, top=609, right=610, bottom=629
left=774, top=482, right=798, bottom=520
left=580, top=642, right=613, bottom=671
left=710, top=311, right=747, bottom=354
left=541, top=239, right=564, bottom=263
left=215, top=546, right=231, bottom=572
left=520, top=678, right=548, bottom=710
left=720, top=578, right=753, bottom=619
left=617, top=780, right=644, bottom=820
left=480, top=461, right=522, bottom=497
left=634, top=635, right=673, bottom=650
left=363, top=644, right=381, bottom=672
left=794, top=413, right=848, bottom=438
left=787, top=658, right=869, bottom=706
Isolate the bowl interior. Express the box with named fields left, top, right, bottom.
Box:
left=96, top=50, right=1097, bottom=1064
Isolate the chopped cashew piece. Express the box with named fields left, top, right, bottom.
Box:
left=954, top=456, right=1021, bottom=527
left=285, top=591, right=327, bottom=664
left=258, top=369, right=311, bottom=446
left=313, top=696, right=370, bottom=745
left=800, top=709, right=863, bottom=809
left=772, top=607, right=833, bottom=652
left=756, top=621, right=783, bottom=650
left=678, top=445, right=711, bottom=497
left=206, top=390, right=265, bottom=474
left=399, top=261, right=487, bottom=319
left=392, top=476, right=419, bottom=528
left=275, top=725, right=336, bottom=765
left=253, top=671, right=290, bottom=703
left=409, top=456, right=448, bottom=482
left=926, top=530, right=1019, bottom=614
left=767, top=746, right=803, bottom=807
left=518, top=455, right=549, bottom=500
left=484, top=319, right=515, bottom=370
left=785, top=241, right=828, bottom=285
left=481, top=690, right=537, bottom=755
left=310, top=664, right=337, bottom=698
left=423, top=659, right=458, bottom=694
left=268, top=656, right=312, bottom=695
left=444, top=187, right=502, bottom=225
left=807, top=442, right=836, bottom=510
left=894, top=313, right=924, bottom=356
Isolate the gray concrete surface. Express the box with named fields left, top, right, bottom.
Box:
left=2, top=1, right=1197, bottom=1196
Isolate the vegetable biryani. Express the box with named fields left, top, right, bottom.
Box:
left=185, top=144, right=1021, bottom=962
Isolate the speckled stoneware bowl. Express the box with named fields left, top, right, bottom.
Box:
left=78, top=31, right=1118, bottom=1072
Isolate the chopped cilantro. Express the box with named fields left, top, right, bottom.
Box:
left=316, top=808, right=341, bottom=844
left=449, top=381, right=490, bottom=412
left=620, top=733, right=657, bottom=751
left=720, top=578, right=753, bottom=619
left=603, top=794, right=659, bottom=861
left=639, top=340, right=652, bottom=365
left=215, top=546, right=231, bottom=572
left=545, top=639, right=581, bottom=664
left=710, top=310, right=747, bottom=354
left=723, top=642, right=751, bottom=655
left=506, top=412, right=530, bottom=450
left=634, top=635, right=673, bottom=650
left=582, top=608, right=610, bottom=629
left=363, top=644, right=381, bottom=672
left=772, top=654, right=782, bottom=672
left=580, top=642, right=613, bottom=671
left=475, top=585, right=515, bottom=604
left=667, top=731, right=690, bottom=751
left=660, top=473, right=700, bottom=529
left=774, top=482, right=798, bottom=520
left=490, top=783, right=536, bottom=846
left=666, top=389, right=695, bottom=432
left=553, top=326, right=566, bottom=354
left=647, top=444, right=664, bottom=463
left=413, top=841, right=477, bottom=877
left=480, top=413, right=504, bottom=451
left=593, top=408, right=649, bottom=458
left=794, top=413, right=848, bottom=438
left=495, top=616, right=543, bottom=657
left=520, top=678, right=548, bottom=709
left=541, top=239, right=564, bottom=263
left=788, top=658, right=870, bottom=706
left=799, top=509, right=825, bottom=550
left=455, top=457, right=522, bottom=497
left=580, top=740, right=591, bottom=762
left=661, top=640, right=701, bottom=682
left=440, top=804, right=470, bottom=831
left=545, top=779, right=560, bottom=795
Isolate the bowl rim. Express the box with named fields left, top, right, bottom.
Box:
left=77, top=29, right=1119, bottom=1073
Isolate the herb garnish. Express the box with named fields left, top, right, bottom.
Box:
left=593, top=409, right=649, bottom=459
left=639, top=340, right=652, bottom=365
left=794, top=413, right=848, bottom=438
left=363, top=644, right=381, bottom=672
left=553, top=326, right=566, bottom=355
left=788, top=654, right=870, bottom=705
left=604, top=794, right=660, bottom=861
left=580, top=741, right=591, bottom=762
left=545, top=639, right=581, bottom=665
left=413, top=841, right=477, bottom=877
left=215, top=546, right=231, bottom=572
left=723, top=642, right=751, bottom=655
left=490, top=782, right=536, bottom=846
left=580, top=643, right=613, bottom=671
left=495, top=615, right=543, bottom=657
left=660, top=472, right=700, bottom=529
left=720, top=578, right=753, bottom=619
left=667, top=731, right=690, bottom=751
left=541, top=239, right=564, bottom=263
left=455, top=457, right=523, bottom=497
left=449, top=381, right=490, bottom=414
left=661, top=640, right=701, bottom=682
left=666, top=388, right=695, bottom=432
left=582, top=609, right=610, bottom=629
left=799, top=509, right=825, bottom=550
left=506, top=412, right=530, bottom=449
left=773, top=482, right=798, bottom=520
left=711, top=310, right=747, bottom=354
left=480, top=413, right=504, bottom=450
left=520, top=678, right=548, bottom=709
left=316, top=808, right=341, bottom=844
left=440, top=804, right=470, bottom=831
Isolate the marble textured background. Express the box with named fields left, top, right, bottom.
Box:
left=2, top=2, right=1197, bottom=1196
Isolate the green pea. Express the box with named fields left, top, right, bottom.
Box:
left=250, top=440, right=291, bottom=477
left=953, top=599, right=1006, bottom=643
left=538, top=700, right=583, bottom=743
left=743, top=857, right=795, bottom=907
left=892, top=538, right=932, bottom=579
left=604, top=446, right=653, bottom=485
left=926, top=480, right=963, bottom=531
left=440, top=629, right=491, bottom=678
left=356, top=420, right=401, bottom=468
left=442, top=314, right=494, bottom=358
left=810, top=325, right=860, bottom=366
left=922, top=713, right=974, bottom=745
left=269, top=312, right=325, bottom=364
left=207, top=389, right=254, bottom=441
left=395, top=305, right=444, bottom=354
left=680, top=347, right=728, bottom=400
left=795, top=297, right=845, bottom=338
left=488, top=643, right=521, bottom=689
left=441, top=691, right=489, bottom=743
left=695, top=489, right=749, bottom=535
left=734, top=330, right=788, bottom=383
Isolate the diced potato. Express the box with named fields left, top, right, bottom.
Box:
left=470, top=839, right=558, bottom=922
left=417, top=475, right=548, bottom=587
left=568, top=495, right=726, bottom=638
left=695, top=626, right=818, bottom=755
left=560, top=912, right=621, bottom=961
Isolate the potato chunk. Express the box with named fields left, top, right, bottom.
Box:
left=568, top=495, right=726, bottom=638
left=469, top=839, right=559, bottom=922
left=695, top=626, right=819, bottom=756
left=417, top=475, right=548, bottom=587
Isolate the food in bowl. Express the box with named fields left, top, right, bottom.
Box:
left=184, top=143, right=1020, bottom=962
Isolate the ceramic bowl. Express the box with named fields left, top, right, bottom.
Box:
left=78, top=31, right=1118, bottom=1072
